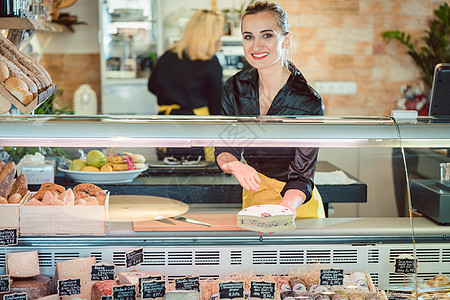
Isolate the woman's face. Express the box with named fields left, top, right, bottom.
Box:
left=241, top=11, right=289, bottom=70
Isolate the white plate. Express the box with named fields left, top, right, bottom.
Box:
left=58, top=167, right=147, bottom=184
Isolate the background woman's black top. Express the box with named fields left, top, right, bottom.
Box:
left=148, top=51, right=223, bottom=115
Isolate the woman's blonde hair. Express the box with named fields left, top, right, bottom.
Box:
left=170, top=10, right=224, bottom=61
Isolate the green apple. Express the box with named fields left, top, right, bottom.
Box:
left=86, top=150, right=106, bottom=168
left=69, top=159, right=87, bottom=171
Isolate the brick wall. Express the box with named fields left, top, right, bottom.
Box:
left=40, top=0, right=443, bottom=116
left=278, top=0, right=443, bottom=116
left=40, top=53, right=101, bottom=113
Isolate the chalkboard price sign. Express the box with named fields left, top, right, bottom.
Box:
left=100, top=296, right=112, bottom=300
left=58, top=278, right=81, bottom=296
left=139, top=276, right=163, bottom=293
left=219, top=281, right=245, bottom=299
left=112, top=285, right=136, bottom=300
left=141, top=280, right=165, bottom=299
left=394, top=258, right=417, bottom=274
left=388, top=296, right=408, bottom=300
left=0, top=228, right=18, bottom=246
left=320, top=269, right=344, bottom=286
left=125, top=248, right=144, bottom=268
left=174, top=277, right=200, bottom=292
left=91, top=264, right=116, bottom=281
left=250, top=281, right=276, bottom=299
left=4, top=292, right=27, bottom=300
left=0, top=276, right=10, bottom=293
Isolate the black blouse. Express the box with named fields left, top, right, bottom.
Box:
left=148, top=51, right=223, bottom=115
left=215, top=62, right=324, bottom=202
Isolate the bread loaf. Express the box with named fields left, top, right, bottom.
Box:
left=0, top=53, right=38, bottom=95
left=4, top=77, right=33, bottom=105
left=0, top=61, right=9, bottom=82
left=0, top=161, right=16, bottom=198
left=0, top=160, right=5, bottom=172
left=11, top=174, right=28, bottom=197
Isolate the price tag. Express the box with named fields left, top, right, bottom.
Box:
left=139, top=275, right=163, bottom=293
left=218, top=281, right=245, bottom=299
left=174, top=276, right=200, bottom=292
left=0, top=228, right=18, bottom=246
left=112, top=284, right=136, bottom=300
left=125, top=248, right=144, bottom=268
left=394, top=257, right=417, bottom=274
left=100, top=296, right=112, bottom=300
left=0, top=275, right=10, bottom=293
left=250, top=281, right=276, bottom=299
left=91, top=264, right=116, bottom=281
left=388, top=296, right=408, bottom=300
left=4, top=292, right=27, bottom=300
left=320, top=269, right=344, bottom=286
left=58, top=278, right=81, bottom=296
left=141, top=280, right=165, bottom=299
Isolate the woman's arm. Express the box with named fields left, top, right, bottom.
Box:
left=216, top=152, right=261, bottom=191
left=280, top=189, right=306, bottom=215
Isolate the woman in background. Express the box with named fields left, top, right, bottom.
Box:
left=215, top=1, right=325, bottom=218
left=148, top=9, right=224, bottom=116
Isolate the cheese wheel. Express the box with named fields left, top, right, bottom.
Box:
left=164, top=290, right=200, bottom=299
left=237, top=204, right=295, bottom=232
left=118, top=270, right=164, bottom=295
left=8, top=275, right=52, bottom=300
left=7, top=251, right=40, bottom=278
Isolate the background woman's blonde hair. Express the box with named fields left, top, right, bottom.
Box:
left=170, top=10, right=224, bottom=61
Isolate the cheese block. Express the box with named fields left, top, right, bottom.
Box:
left=7, top=275, right=52, bottom=299
left=91, top=280, right=118, bottom=300
left=7, top=251, right=40, bottom=278
left=164, top=290, right=200, bottom=299
left=56, top=256, right=96, bottom=300
left=237, top=204, right=295, bottom=232
left=118, top=270, right=164, bottom=294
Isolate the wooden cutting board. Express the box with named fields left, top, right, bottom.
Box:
left=133, top=214, right=245, bottom=232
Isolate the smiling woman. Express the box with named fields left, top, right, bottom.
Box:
left=215, top=1, right=326, bottom=219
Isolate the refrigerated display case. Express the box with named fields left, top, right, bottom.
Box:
left=0, top=115, right=449, bottom=298
left=99, top=0, right=162, bottom=114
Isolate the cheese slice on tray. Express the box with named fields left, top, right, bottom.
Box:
left=237, top=204, right=296, bottom=232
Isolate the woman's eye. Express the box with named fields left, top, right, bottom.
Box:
left=243, top=35, right=253, bottom=40
left=263, top=33, right=273, bottom=38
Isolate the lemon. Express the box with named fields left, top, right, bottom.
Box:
left=69, top=159, right=87, bottom=171
left=100, top=164, right=113, bottom=172
left=81, top=166, right=100, bottom=172
left=86, top=150, right=106, bottom=168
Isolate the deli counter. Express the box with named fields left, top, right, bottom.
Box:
left=1, top=115, right=450, bottom=297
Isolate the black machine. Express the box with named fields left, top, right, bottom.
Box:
left=428, top=63, right=450, bottom=117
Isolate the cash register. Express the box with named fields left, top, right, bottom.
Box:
left=411, top=63, right=450, bottom=224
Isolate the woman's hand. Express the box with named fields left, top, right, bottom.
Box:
left=222, top=161, right=261, bottom=191
left=280, top=189, right=306, bottom=217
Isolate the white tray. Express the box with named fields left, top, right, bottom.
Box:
left=58, top=167, right=147, bottom=184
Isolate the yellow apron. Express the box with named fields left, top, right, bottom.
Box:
left=158, top=105, right=214, bottom=161
left=242, top=172, right=325, bottom=218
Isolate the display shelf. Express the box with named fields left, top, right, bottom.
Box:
left=0, top=17, right=69, bottom=33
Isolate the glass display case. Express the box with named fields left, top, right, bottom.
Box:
left=0, top=115, right=449, bottom=298
left=99, top=0, right=162, bottom=114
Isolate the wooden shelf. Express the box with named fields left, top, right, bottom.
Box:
left=0, top=83, right=57, bottom=114
left=0, top=17, right=69, bottom=33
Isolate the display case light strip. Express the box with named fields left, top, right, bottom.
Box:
left=3, top=137, right=446, bottom=148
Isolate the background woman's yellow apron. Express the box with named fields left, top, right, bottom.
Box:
left=242, top=172, right=325, bottom=218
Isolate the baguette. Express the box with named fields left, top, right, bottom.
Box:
left=0, top=34, right=51, bottom=87
left=10, top=174, right=27, bottom=197
left=0, top=53, right=38, bottom=96
left=5, top=77, right=34, bottom=105
left=0, top=61, right=9, bottom=82
left=0, top=45, right=45, bottom=91
left=0, top=161, right=16, bottom=198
